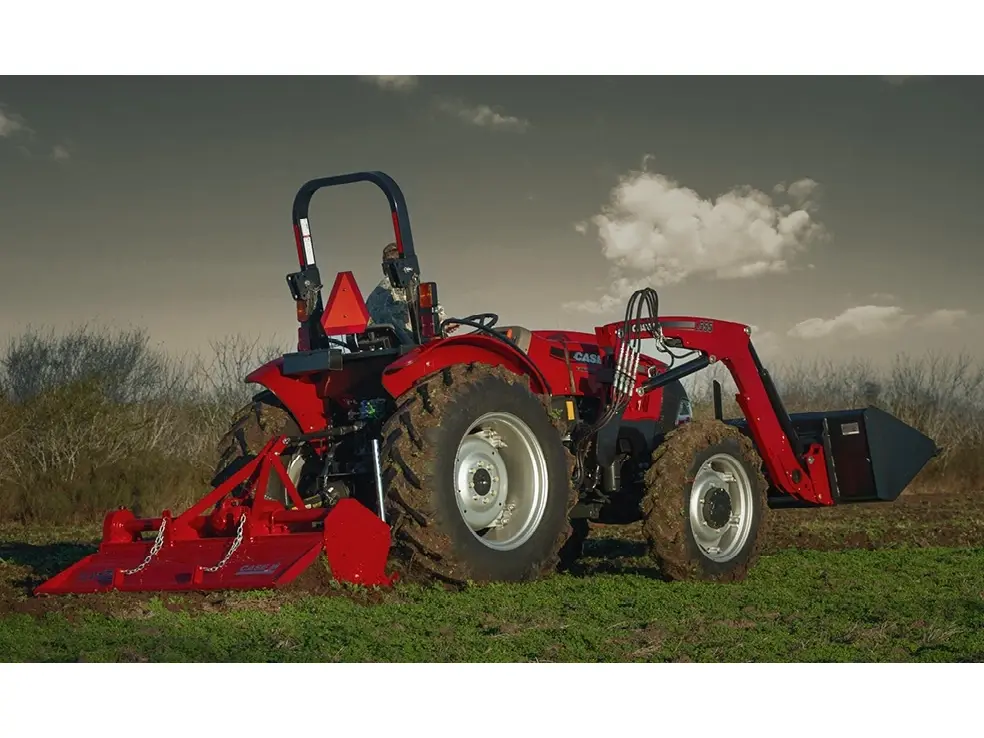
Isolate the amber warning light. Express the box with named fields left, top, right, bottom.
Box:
left=418, top=283, right=435, bottom=309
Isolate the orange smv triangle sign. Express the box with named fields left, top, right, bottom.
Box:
left=320, top=271, right=370, bottom=336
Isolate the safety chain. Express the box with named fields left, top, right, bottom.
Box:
left=202, top=514, right=247, bottom=573
left=121, top=517, right=168, bottom=576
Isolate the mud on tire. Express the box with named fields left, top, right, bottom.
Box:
left=640, top=420, right=769, bottom=583
left=379, top=363, right=578, bottom=585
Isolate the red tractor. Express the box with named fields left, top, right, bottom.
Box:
left=36, top=172, right=940, bottom=595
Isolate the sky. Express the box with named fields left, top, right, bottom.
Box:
left=1, top=75, right=982, bottom=370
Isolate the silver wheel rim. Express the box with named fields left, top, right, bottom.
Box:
left=267, top=449, right=310, bottom=507
left=688, top=452, right=755, bottom=562
left=453, top=411, right=549, bottom=551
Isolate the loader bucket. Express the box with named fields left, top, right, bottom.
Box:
left=783, top=406, right=941, bottom=504
left=34, top=438, right=398, bottom=596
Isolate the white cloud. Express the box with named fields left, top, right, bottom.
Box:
left=51, top=144, right=70, bottom=161
left=436, top=99, right=530, bottom=131
left=0, top=105, right=29, bottom=138
left=787, top=177, right=819, bottom=206
left=574, top=221, right=588, bottom=235
left=788, top=305, right=911, bottom=339
left=565, top=160, right=826, bottom=313
left=361, top=75, right=418, bottom=93
left=914, top=308, right=968, bottom=330
left=748, top=324, right=781, bottom=358
left=870, top=292, right=896, bottom=302
left=788, top=304, right=969, bottom=339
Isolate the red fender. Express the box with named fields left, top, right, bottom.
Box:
left=381, top=334, right=552, bottom=399
left=245, top=358, right=328, bottom=434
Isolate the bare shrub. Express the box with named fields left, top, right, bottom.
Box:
left=0, top=325, right=291, bottom=522
left=181, top=332, right=291, bottom=438
left=0, top=323, right=188, bottom=404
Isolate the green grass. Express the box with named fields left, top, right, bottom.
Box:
left=3, top=490, right=983, bottom=663
left=2, top=538, right=982, bottom=663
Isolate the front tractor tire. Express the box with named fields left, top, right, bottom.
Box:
left=641, top=420, right=769, bottom=583
left=379, top=363, right=577, bottom=585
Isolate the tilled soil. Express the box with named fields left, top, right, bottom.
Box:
left=546, top=487, right=984, bottom=578
left=761, top=489, right=984, bottom=552
left=1, top=487, right=981, bottom=621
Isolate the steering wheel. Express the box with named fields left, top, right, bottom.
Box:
left=460, top=313, right=499, bottom=330
left=441, top=313, right=499, bottom=336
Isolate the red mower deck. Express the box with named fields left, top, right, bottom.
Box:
left=35, top=437, right=397, bottom=595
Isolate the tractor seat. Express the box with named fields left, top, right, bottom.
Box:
left=361, top=322, right=406, bottom=348
left=494, top=325, right=533, bottom=353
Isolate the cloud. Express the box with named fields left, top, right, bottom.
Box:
left=914, top=308, right=968, bottom=330
left=870, top=291, right=896, bottom=302
left=788, top=305, right=910, bottom=339
left=0, top=105, right=30, bottom=138
left=786, top=177, right=819, bottom=205
left=436, top=99, right=530, bottom=132
left=788, top=305, right=968, bottom=339
left=359, top=77, right=530, bottom=133
left=566, top=160, right=826, bottom=313
left=748, top=324, right=781, bottom=358
left=2, top=104, right=66, bottom=162
left=361, top=75, right=418, bottom=93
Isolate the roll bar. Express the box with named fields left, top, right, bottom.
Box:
left=290, top=170, right=421, bottom=289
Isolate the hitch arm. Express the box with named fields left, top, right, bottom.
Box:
left=597, top=317, right=833, bottom=505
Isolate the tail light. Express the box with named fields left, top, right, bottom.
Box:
left=417, top=282, right=440, bottom=340
left=419, top=282, right=435, bottom=309
left=420, top=312, right=436, bottom=338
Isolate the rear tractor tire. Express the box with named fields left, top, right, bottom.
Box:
left=212, top=392, right=328, bottom=508
left=640, top=420, right=769, bottom=583
left=378, top=363, right=578, bottom=585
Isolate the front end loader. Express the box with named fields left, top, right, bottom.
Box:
left=35, top=171, right=940, bottom=595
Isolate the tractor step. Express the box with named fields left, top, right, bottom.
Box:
left=34, top=438, right=398, bottom=596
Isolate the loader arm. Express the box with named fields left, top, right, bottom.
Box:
left=596, top=316, right=834, bottom=505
